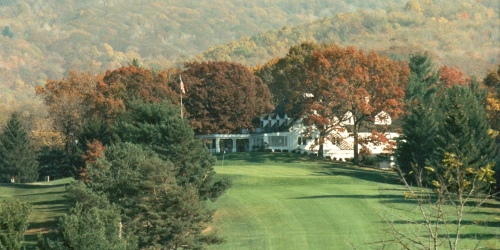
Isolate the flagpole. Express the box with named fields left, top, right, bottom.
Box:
left=180, top=75, right=185, bottom=119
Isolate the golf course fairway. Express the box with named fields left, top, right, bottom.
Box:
left=207, top=153, right=499, bottom=250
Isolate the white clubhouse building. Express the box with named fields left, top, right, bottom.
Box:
left=196, top=112, right=398, bottom=162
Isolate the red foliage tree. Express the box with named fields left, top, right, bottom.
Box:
left=91, top=66, right=178, bottom=121
left=36, top=71, right=98, bottom=156
left=305, top=46, right=409, bottom=163
left=181, top=61, right=274, bottom=134
left=80, top=139, right=106, bottom=182
left=36, top=66, right=178, bottom=175
left=439, top=66, right=470, bottom=88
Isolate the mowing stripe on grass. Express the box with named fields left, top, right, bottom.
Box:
left=207, top=153, right=499, bottom=249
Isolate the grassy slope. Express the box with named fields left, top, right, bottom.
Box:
left=0, top=178, right=73, bottom=247
left=0, top=154, right=498, bottom=249
left=208, top=153, right=500, bottom=249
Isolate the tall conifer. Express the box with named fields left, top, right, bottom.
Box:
left=396, top=52, right=439, bottom=182
left=431, top=83, right=497, bottom=185
left=0, top=112, right=38, bottom=183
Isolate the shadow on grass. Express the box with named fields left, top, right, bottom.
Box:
left=0, top=183, right=68, bottom=189
left=381, top=231, right=499, bottom=244
left=31, top=199, right=69, bottom=206
left=215, top=152, right=322, bottom=164
left=458, top=233, right=500, bottom=240
left=294, top=194, right=403, bottom=200
left=470, top=211, right=500, bottom=216
left=293, top=193, right=418, bottom=207
left=390, top=219, right=500, bottom=228
left=34, top=206, right=69, bottom=213
left=314, top=164, right=401, bottom=185
left=27, top=221, right=59, bottom=232
left=464, top=200, right=500, bottom=209
left=18, top=191, right=67, bottom=197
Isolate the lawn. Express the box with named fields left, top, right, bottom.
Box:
left=207, top=152, right=500, bottom=250
left=0, top=153, right=498, bottom=249
left=0, top=178, right=73, bottom=248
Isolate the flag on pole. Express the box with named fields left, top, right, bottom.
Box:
left=179, top=75, right=186, bottom=94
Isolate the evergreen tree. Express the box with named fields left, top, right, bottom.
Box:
left=37, top=181, right=132, bottom=250
left=85, top=143, right=222, bottom=249
left=0, top=200, right=32, bottom=250
left=71, top=101, right=230, bottom=249
left=430, top=84, right=497, bottom=190
left=37, top=147, right=76, bottom=180
left=113, top=101, right=231, bottom=200
left=405, top=52, right=440, bottom=102
left=0, top=112, right=38, bottom=183
left=396, top=52, right=440, bottom=182
left=57, top=204, right=128, bottom=250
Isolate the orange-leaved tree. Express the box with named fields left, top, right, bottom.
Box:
left=305, top=45, right=409, bottom=163
left=36, top=71, right=98, bottom=158
left=181, top=61, right=274, bottom=134
left=36, top=66, right=178, bottom=178
left=255, top=42, right=322, bottom=119
left=438, top=65, right=471, bottom=88
left=92, top=66, right=178, bottom=121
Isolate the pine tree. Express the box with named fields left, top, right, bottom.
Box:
left=113, top=101, right=231, bottom=200
left=0, top=200, right=32, bottom=250
left=0, top=112, right=39, bottom=183
left=85, top=142, right=222, bottom=249
left=396, top=52, right=439, bottom=182
left=75, top=101, right=231, bottom=249
left=405, top=52, right=440, bottom=102
left=431, top=83, right=497, bottom=190
left=37, top=181, right=132, bottom=250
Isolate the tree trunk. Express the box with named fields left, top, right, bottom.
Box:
left=318, top=137, right=324, bottom=158
left=353, top=125, right=359, bottom=165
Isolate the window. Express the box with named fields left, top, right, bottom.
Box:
left=269, top=136, right=287, bottom=147
left=252, top=137, right=264, bottom=147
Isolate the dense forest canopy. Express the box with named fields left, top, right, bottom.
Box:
left=0, top=0, right=403, bottom=89
left=0, top=0, right=498, bottom=126
left=199, top=0, right=499, bottom=74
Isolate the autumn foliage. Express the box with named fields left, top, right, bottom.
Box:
left=181, top=61, right=274, bottom=134
left=35, top=71, right=98, bottom=155
left=80, top=140, right=106, bottom=182
left=36, top=66, right=176, bottom=135
left=484, top=65, right=500, bottom=134
left=438, top=66, right=471, bottom=88
left=93, top=66, right=178, bottom=120
left=305, top=45, right=409, bottom=161
left=35, top=66, right=177, bottom=179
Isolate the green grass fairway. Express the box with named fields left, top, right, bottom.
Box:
left=0, top=178, right=73, bottom=248
left=208, top=153, right=500, bottom=250
left=0, top=154, right=498, bottom=249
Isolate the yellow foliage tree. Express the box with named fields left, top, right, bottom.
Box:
left=483, top=65, right=500, bottom=142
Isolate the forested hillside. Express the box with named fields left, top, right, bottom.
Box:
left=199, top=0, right=499, bottom=76
left=0, top=0, right=498, bottom=126
left=0, top=0, right=402, bottom=106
